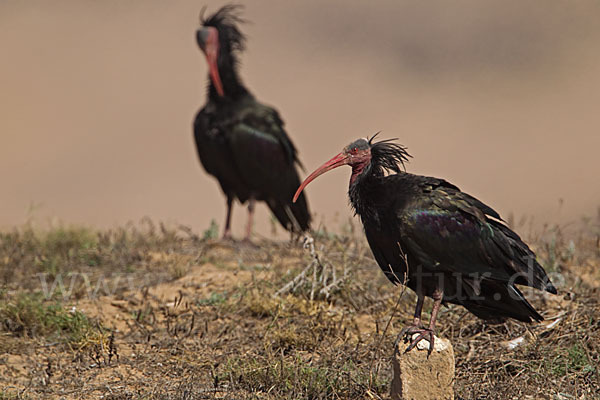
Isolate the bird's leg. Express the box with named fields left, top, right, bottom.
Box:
left=222, top=196, right=233, bottom=240
left=244, top=198, right=256, bottom=241
left=404, top=288, right=444, bottom=356
left=428, top=288, right=443, bottom=332
left=397, top=292, right=425, bottom=342
left=395, top=292, right=425, bottom=349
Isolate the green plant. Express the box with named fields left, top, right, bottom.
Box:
left=203, top=219, right=219, bottom=240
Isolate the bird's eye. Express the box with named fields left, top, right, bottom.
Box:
left=351, top=148, right=358, bottom=154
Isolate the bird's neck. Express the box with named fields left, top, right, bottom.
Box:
left=348, top=164, right=380, bottom=219
left=207, top=53, right=249, bottom=102
left=349, top=160, right=370, bottom=186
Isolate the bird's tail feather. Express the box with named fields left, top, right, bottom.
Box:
left=267, top=193, right=311, bottom=233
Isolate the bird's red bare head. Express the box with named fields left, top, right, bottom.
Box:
left=197, top=26, right=224, bottom=97
left=343, top=138, right=372, bottom=168
left=197, top=5, right=246, bottom=98
left=293, top=138, right=372, bottom=203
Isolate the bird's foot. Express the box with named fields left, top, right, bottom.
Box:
left=396, top=324, right=435, bottom=356
left=221, top=230, right=233, bottom=241
left=404, top=328, right=435, bottom=357
left=398, top=323, right=425, bottom=339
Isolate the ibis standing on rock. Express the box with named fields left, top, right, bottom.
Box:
left=293, top=135, right=557, bottom=353
left=193, top=5, right=311, bottom=239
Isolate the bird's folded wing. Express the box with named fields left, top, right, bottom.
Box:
left=398, top=181, right=529, bottom=283
left=226, top=103, right=303, bottom=197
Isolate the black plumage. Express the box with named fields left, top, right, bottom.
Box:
left=294, top=136, right=556, bottom=352
left=194, top=5, right=310, bottom=239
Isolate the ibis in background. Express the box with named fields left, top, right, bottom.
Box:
left=193, top=5, right=311, bottom=239
left=294, top=136, right=557, bottom=353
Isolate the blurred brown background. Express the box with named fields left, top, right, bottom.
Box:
left=1, top=0, right=599, bottom=237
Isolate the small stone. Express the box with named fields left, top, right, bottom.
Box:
left=390, top=334, right=455, bottom=400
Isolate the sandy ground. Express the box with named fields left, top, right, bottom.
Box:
left=1, top=0, right=600, bottom=237
left=1, top=230, right=598, bottom=399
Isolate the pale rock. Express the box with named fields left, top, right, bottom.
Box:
left=390, top=334, right=455, bottom=400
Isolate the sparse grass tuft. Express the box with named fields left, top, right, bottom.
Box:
left=216, top=353, right=387, bottom=399
left=1, top=220, right=205, bottom=297
left=197, top=291, right=228, bottom=306
left=237, top=288, right=280, bottom=317
left=550, top=343, right=596, bottom=377
left=0, top=292, right=107, bottom=352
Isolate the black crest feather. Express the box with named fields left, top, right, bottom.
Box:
left=201, top=4, right=247, bottom=53
left=369, top=136, right=411, bottom=175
